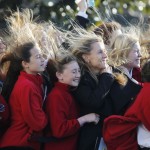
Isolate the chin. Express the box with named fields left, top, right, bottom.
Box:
left=134, top=64, right=140, bottom=68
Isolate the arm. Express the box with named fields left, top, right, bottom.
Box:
left=137, top=85, right=150, bottom=131
left=20, top=85, right=47, bottom=131
left=75, top=0, right=90, bottom=29
left=46, top=92, right=80, bottom=138
left=74, top=73, right=114, bottom=109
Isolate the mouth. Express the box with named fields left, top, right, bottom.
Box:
left=73, top=79, right=80, bottom=83
left=41, top=64, right=45, bottom=67
left=136, top=59, right=140, bottom=63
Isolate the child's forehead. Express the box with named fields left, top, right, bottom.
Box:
left=30, top=47, right=41, bottom=54
left=64, top=61, right=79, bottom=68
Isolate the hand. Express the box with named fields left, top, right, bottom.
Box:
left=75, top=0, right=88, bottom=12
left=101, top=65, right=112, bottom=74
left=78, top=113, right=100, bottom=126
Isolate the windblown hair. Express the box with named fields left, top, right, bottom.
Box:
left=93, top=21, right=121, bottom=45
left=108, top=33, right=139, bottom=67
left=1, top=42, right=35, bottom=101
left=141, top=60, right=150, bottom=82
left=46, top=51, right=77, bottom=86
left=139, top=24, right=150, bottom=66
left=64, top=26, right=103, bottom=82
left=6, top=9, right=62, bottom=60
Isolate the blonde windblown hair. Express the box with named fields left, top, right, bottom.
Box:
left=5, top=8, right=63, bottom=60
left=64, top=26, right=104, bottom=82
left=108, top=33, right=139, bottom=67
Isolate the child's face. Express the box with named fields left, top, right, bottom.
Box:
left=57, top=61, right=81, bottom=87
left=126, top=42, right=142, bottom=69
left=24, top=47, right=46, bottom=74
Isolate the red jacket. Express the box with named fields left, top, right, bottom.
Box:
left=0, top=95, right=9, bottom=139
left=103, top=115, right=139, bottom=150
left=44, top=82, right=80, bottom=150
left=103, top=83, right=150, bottom=150
left=0, top=71, right=47, bottom=150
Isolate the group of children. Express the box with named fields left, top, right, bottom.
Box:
left=0, top=1, right=150, bottom=150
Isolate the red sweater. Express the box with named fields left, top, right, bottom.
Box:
left=44, top=82, right=80, bottom=150
left=0, top=95, right=9, bottom=139
left=103, top=83, right=150, bottom=150
left=0, top=71, right=47, bottom=150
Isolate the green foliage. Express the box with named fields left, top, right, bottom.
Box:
left=0, top=0, right=149, bottom=28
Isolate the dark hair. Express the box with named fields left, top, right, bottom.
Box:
left=1, top=42, right=35, bottom=101
left=46, top=54, right=77, bottom=86
left=141, top=60, right=150, bottom=82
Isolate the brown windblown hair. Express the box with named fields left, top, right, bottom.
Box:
left=93, top=21, right=121, bottom=45
left=46, top=52, right=77, bottom=86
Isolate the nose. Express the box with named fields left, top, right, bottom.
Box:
left=76, top=71, right=81, bottom=78
left=102, top=51, right=108, bottom=58
left=41, top=56, right=46, bottom=66
left=138, top=50, right=142, bottom=58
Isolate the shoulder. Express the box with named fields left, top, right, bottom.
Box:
left=17, top=76, right=35, bottom=89
left=140, top=83, right=150, bottom=94
left=47, top=87, right=72, bottom=107
left=47, top=87, right=68, bottom=102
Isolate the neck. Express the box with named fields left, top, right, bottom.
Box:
left=87, top=66, right=100, bottom=75
left=122, top=65, right=133, bottom=73
left=23, top=69, right=38, bottom=75
left=119, top=65, right=133, bottom=78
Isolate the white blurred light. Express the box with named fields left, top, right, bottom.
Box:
left=103, top=1, right=108, bottom=6
left=139, top=1, right=146, bottom=7
left=139, top=6, right=143, bottom=11
left=112, top=8, right=117, bottom=14
left=51, top=12, right=56, bottom=18
left=123, top=3, right=127, bottom=9
left=48, top=2, right=54, bottom=7
left=62, top=12, right=66, bottom=17
left=59, top=8, right=64, bottom=12
left=66, top=5, right=71, bottom=10
left=94, top=17, right=100, bottom=21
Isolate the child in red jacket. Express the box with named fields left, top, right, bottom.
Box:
left=0, top=42, right=47, bottom=150
left=44, top=54, right=100, bottom=150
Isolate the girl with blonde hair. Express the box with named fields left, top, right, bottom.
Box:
left=109, top=33, right=142, bottom=80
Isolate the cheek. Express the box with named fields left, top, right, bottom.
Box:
left=128, top=53, right=135, bottom=61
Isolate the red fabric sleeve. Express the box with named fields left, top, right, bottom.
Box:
left=136, top=85, right=150, bottom=131
left=20, top=85, right=47, bottom=131
left=46, top=92, right=80, bottom=138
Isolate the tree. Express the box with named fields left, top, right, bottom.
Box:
left=0, top=0, right=150, bottom=30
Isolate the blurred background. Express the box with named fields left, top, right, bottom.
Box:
left=0, top=0, right=150, bottom=31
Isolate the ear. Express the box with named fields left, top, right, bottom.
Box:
left=82, top=54, right=89, bottom=63
left=22, top=61, right=29, bottom=69
left=56, top=71, right=63, bottom=81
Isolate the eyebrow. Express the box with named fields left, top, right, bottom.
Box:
left=34, top=53, right=40, bottom=57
